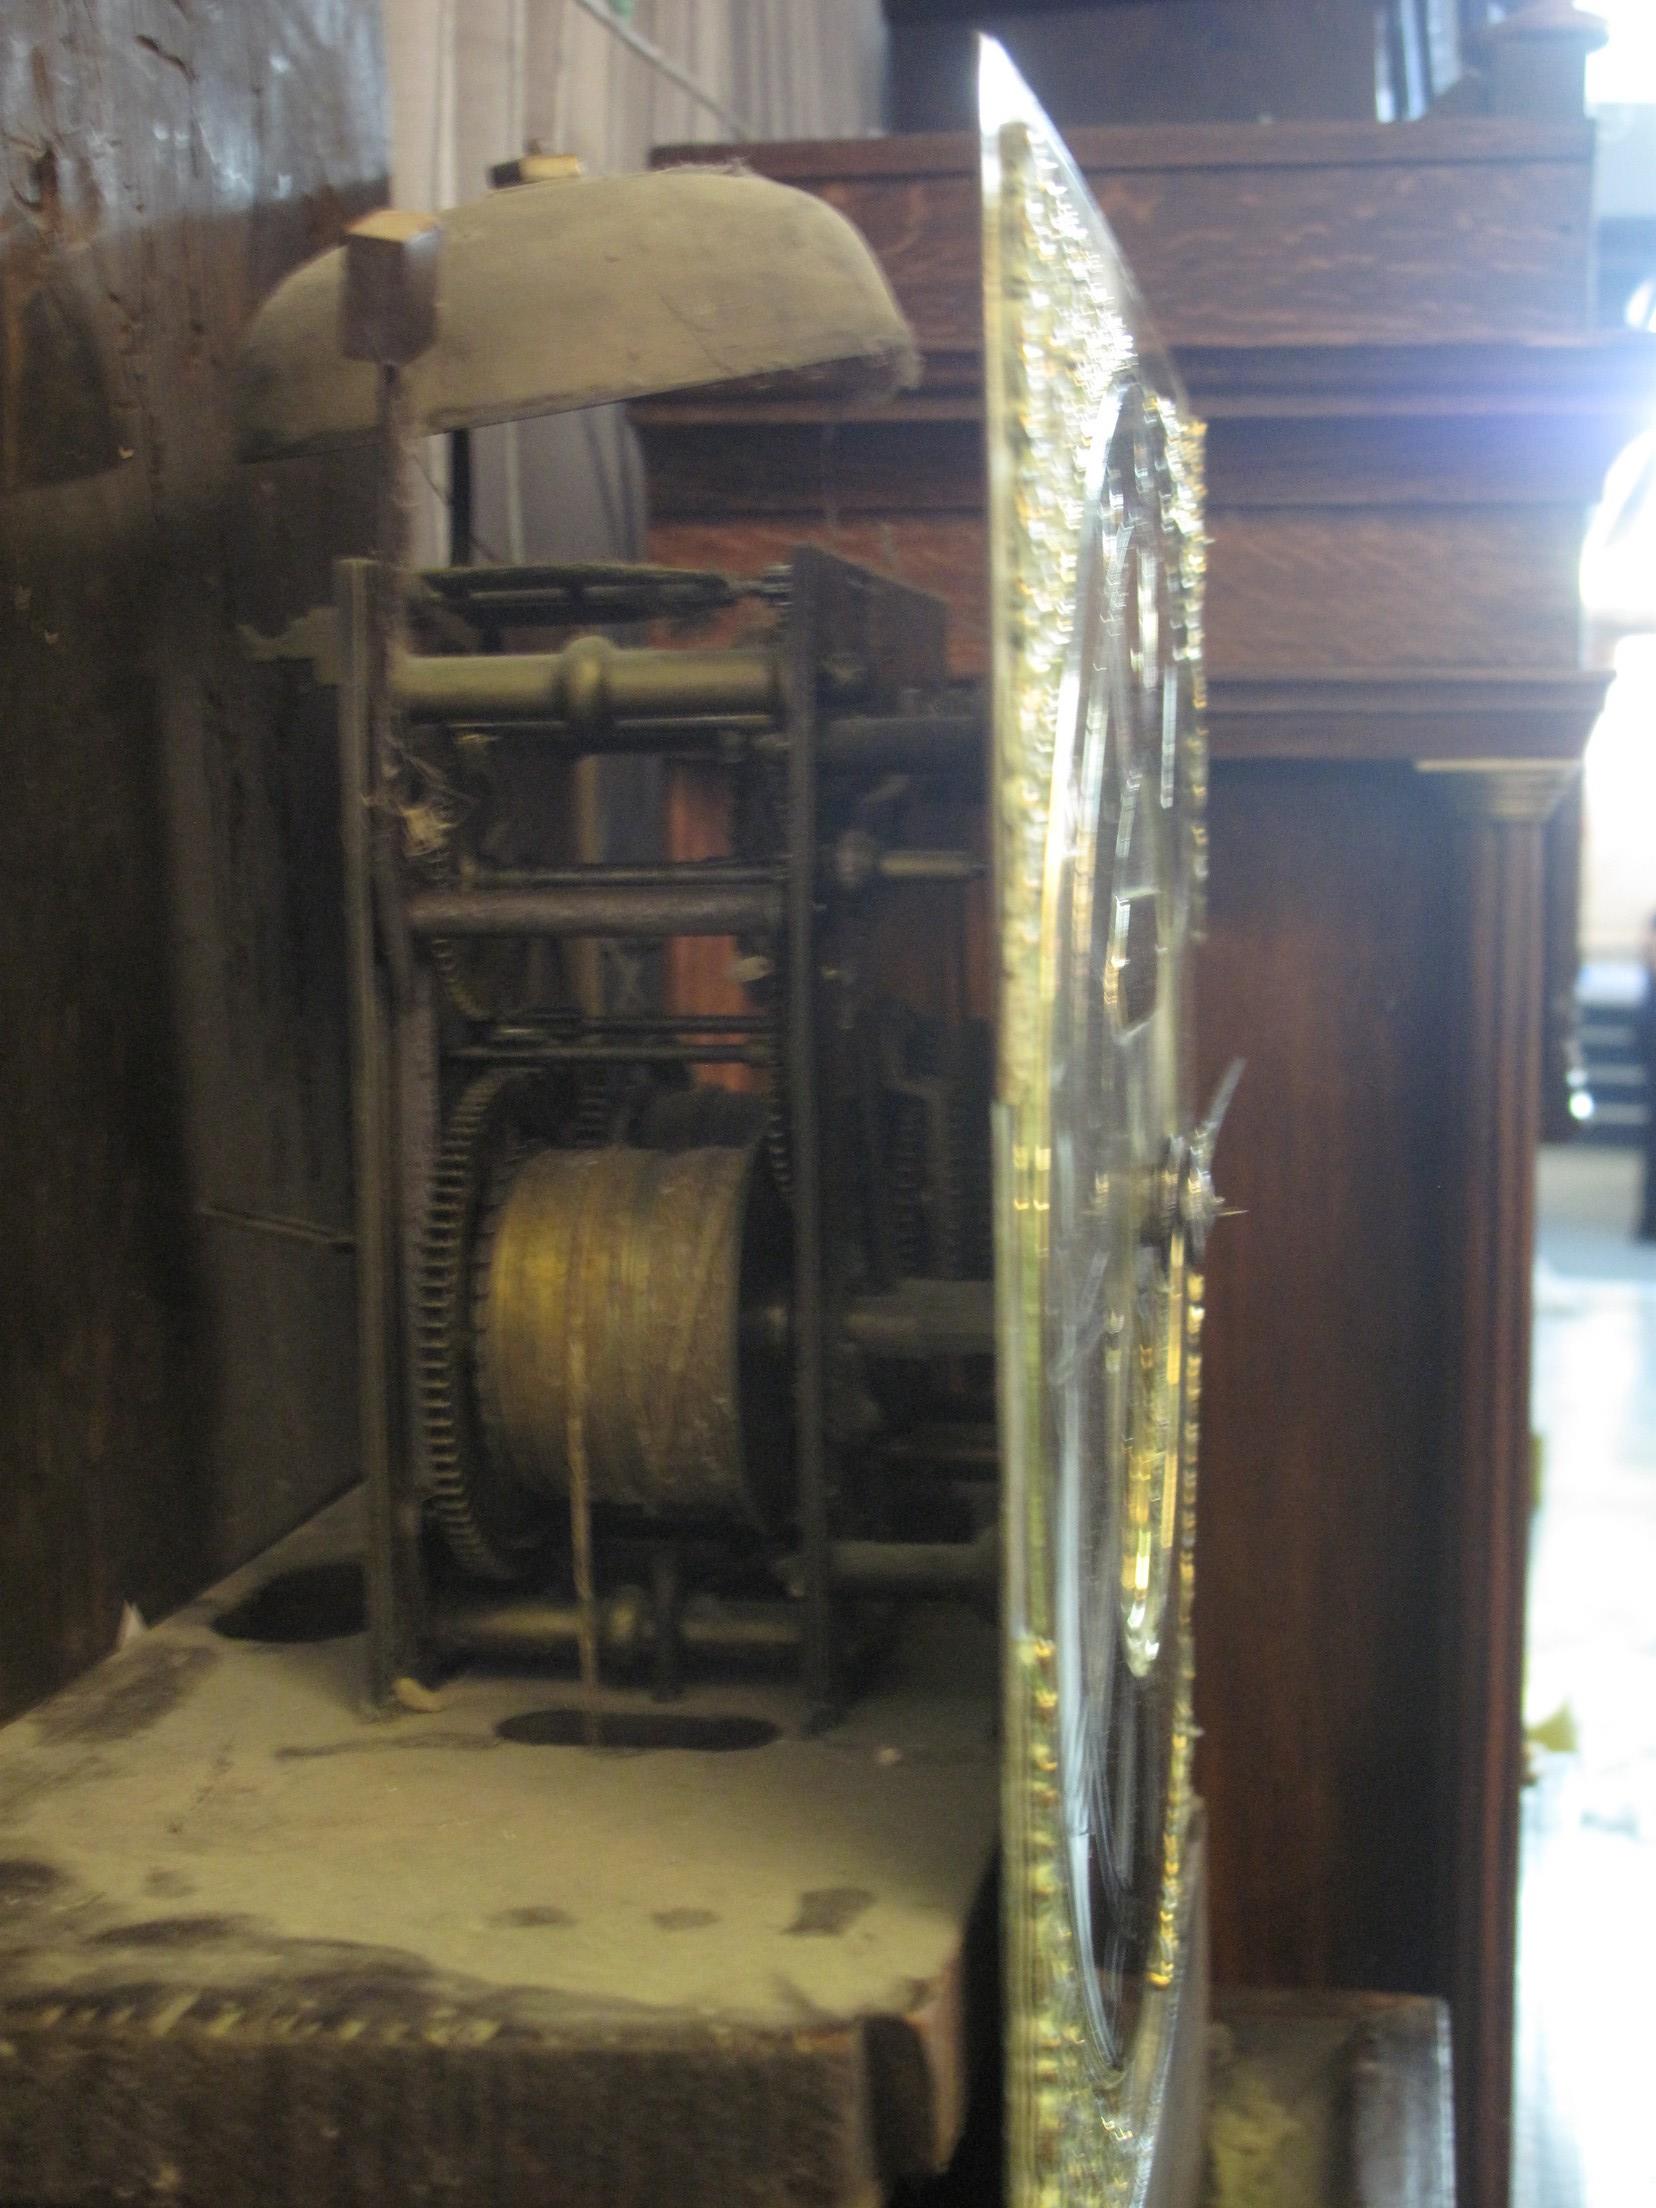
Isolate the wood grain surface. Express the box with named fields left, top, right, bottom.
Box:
left=1193, top=764, right=1455, bottom=1998
left=1205, top=508, right=1584, bottom=673
left=650, top=504, right=1597, bottom=688
left=1428, top=769, right=1564, bottom=2208
left=0, top=3, right=385, bottom=1721
left=641, top=117, right=1616, bottom=2208
left=659, top=121, right=1595, bottom=350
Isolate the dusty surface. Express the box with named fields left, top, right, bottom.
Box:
left=0, top=1495, right=998, bottom=2206
left=1201, top=1992, right=1453, bottom=2208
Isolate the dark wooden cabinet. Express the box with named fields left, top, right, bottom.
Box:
left=0, top=6, right=384, bottom=1723
left=639, top=112, right=1652, bottom=2208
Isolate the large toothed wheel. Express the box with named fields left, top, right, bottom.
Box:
left=416, top=1070, right=553, bottom=1581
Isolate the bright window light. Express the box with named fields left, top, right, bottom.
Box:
left=1581, top=432, right=1656, bottom=630
left=1587, top=0, right=1656, bottom=107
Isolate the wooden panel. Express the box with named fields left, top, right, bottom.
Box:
left=653, top=506, right=1590, bottom=685
left=1208, top=672, right=1609, bottom=764
left=639, top=349, right=1645, bottom=703
left=1206, top=507, right=1584, bottom=673
left=0, top=3, right=385, bottom=1721
left=643, top=415, right=989, bottom=520
left=641, top=117, right=1612, bottom=2202
left=1193, top=763, right=1454, bottom=1995
left=652, top=513, right=992, bottom=672
left=642, top=395, right=1643, bottom=518
left=1430, top=767, right=1566, bottom=2208
left=661, top=122, right=1595, bottom=348
left=0, top=1492, right=998, bottom=2208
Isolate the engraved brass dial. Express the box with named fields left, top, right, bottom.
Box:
left=981, top=38, right=1210, bottom=2207
left=1051, top=379, right=1190, bottom=2077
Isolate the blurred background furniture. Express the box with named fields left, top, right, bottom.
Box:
left=883, top=0, right=1588, bottom=126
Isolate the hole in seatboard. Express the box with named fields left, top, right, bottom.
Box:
left=495, top=1707, right=778, bottom=1752
left=213, top=1561, right=366, bottom=1645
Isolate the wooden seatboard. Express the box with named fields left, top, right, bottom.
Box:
left=0, top=1495, right=1000, bottom=2208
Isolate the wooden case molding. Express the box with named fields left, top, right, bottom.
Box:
left=638, top=108, right=1654, bottom=2208
left=1418, top=756, right=1578, bottom=2208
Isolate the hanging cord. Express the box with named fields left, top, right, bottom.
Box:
left=563, top=1147, right=606, bottom=1744
left=566, top=0, right=752, bottom=139
left=502, top=0, right=530, bottom=561
left=427, top=0, right=454, bottom=205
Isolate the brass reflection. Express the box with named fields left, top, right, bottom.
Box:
left=981, top=39, right=1209, bottom=2208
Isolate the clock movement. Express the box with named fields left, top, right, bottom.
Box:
left=0, top=45, right=1220, bottom=2208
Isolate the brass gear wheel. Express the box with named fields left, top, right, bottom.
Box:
left=416, top=1068, right=554, bottom=1581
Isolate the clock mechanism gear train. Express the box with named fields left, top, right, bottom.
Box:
left=283, top=45, right=1224, bottom=2208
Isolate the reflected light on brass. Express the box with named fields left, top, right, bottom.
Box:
left=982, top=38, right=1212, bottom=2208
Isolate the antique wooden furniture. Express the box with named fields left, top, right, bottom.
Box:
left=0, top=3, right=383, bottom=1728
left=0, top=71, right=1223, bottom=2201
left=0, top=1494, right=1448, bottom=2208
left=637, top=99, right=1653, bottom=2208
left=0, top=1493, right=1004, bottom=2208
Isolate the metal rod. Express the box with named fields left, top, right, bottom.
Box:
left=536, top=1012, right=765, bottom=1034
left=448, top=1041, right=768, bottom=1067
left=844, top=1278, right=997, bottom=1359
left=819, top=712, right=985, bottom=776
left=877, top=849, right=984, bottom=884
left=473, top=1013, right=766, bottom=1039
left=430, top=1590, right=801, bottom=1669
left=424, top=717, right=766, bottom=756
left=420, top=561, right=740, bottom=596
left=405, top=881, right=781, bottom=939
left=827, top=1528, right=999, bottom=1601
left=875, top=1424, right=1001, bottom=1478
left=393, top=638, right=781, bottom=729
left=467, top=863, right=780, bottom=892
left=788, top=555, right=833, bottom=1720
left=338, top=560, right=415, bottom=1701
left=448, top=429, right=474, bottom=568
left=416, top=562, right=744, bottom=627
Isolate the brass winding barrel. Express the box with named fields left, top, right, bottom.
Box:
left=474, top=1144, right=785, bottom=1527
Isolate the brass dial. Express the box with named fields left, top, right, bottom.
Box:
left=981, top=37, right=1211, bottom=2206
left=1049, top=381, right=1191, bottom=2078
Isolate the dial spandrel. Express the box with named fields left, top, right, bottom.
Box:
left=982, top=37, right=1209, bottom=2208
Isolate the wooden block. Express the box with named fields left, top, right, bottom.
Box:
left=0, top=1501, right=998, bottom=2208
left=1487, top=1, right=1607, bottom=122
left=0, top=1495, right=998, bottom=2208
left=340, top=210, right=441, bottom=367
left=1204, top=507, right=1585, bottom=674
left=489, top=152, right=584, bottom=188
